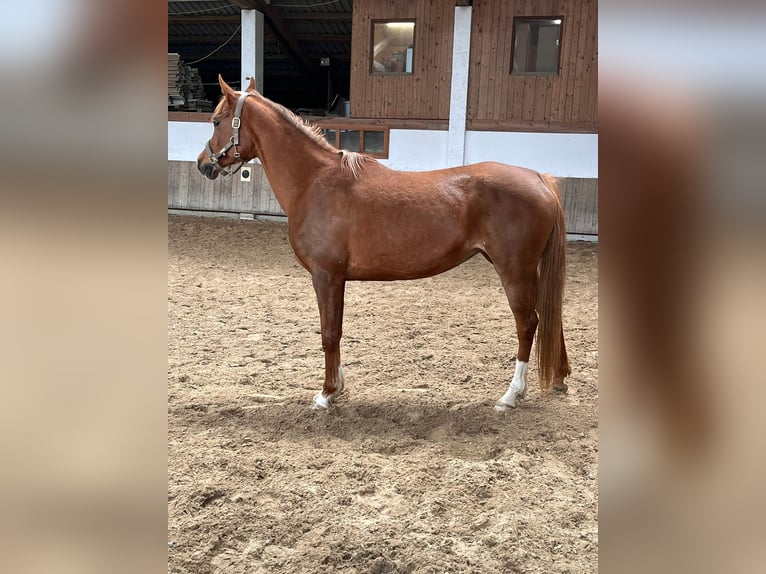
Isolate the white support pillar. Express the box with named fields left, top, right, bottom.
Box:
left=446, top=6, right=473, bottom=167
left=241, top=10, right=264, bottom=92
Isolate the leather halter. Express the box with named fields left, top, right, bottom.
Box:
left=204, top=91, right=253, bottom=176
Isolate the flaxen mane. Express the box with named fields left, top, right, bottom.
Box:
left=269, top=99, right=374, bottom=179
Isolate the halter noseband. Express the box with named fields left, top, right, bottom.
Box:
left=204, top=91, right=253, bottom=176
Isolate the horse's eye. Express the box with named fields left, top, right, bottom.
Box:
left=213, top=119, right=220, bottom=127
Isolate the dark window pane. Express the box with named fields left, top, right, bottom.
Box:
left=512, top=18, right=561, bottom=74
left=339, top=130, right=361, bottom=151
left=363, top=131, right=385, bottom=154
left=323, top=128, right=337, bottom=146
left=372, top=21, right=415, bottom=74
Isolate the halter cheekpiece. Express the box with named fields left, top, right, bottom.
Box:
left=204, top=91, right=253, bottom=176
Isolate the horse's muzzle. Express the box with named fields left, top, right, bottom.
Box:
left=197, top=157, right=219, bottom=180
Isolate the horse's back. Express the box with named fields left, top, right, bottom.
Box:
left=358, top=162, right=555, bottom=276
left=292, top=160, right=559, bottom=280
left=380, top=161, right=559, bottom=237
left=359, top=160, right=551, bottom=202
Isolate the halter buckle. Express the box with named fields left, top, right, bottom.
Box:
left=231, top=117, right=241, bottom=129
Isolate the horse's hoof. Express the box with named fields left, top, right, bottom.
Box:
left=494, top=399, right=517, bottom=412
left=553, top=382, right=568, bottom=393
left=312, top=393, right=331, bottom=410
left=311, top=370, right=345, bottom=410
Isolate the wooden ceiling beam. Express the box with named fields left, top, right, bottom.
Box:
left=280, top=12, right=351, bottom=21
left=168, top=13, right=352, bottom=24
left=266, top=54, right=351, bottom=61
left=168, top=15, right=240, bottom=24
left=293, top=34, right=351, bottom=43
left=175, top=53, right=351, bottom=63
left=169, top=34, right=350, bottom=45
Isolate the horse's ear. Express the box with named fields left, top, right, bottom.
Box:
left=218, top=74, right=236, bottom=101
left=245, top=76, right=257, bottom=93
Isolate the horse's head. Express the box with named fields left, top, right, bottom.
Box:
left=197, top=75, right=258, bottom=180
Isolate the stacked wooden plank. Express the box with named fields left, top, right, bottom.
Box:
left=184, top=68, right=212, bottom=113
left=168, top=53, right=212, bottom=112
left=168, top=53, right=186, bottom=108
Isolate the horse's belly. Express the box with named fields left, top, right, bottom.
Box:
left=346, top=226, right=474, bottom=280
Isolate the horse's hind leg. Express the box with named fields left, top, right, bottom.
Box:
left=310, top=269, right=346, bottom=410
left=494, top=269, right=538, bottom=411
left=553, top=328, right=571, bottom=392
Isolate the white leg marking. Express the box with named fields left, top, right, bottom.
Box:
left=312, top=392, right=331, bottom=410
left=337, top=366, right=345, bottom=393
left=311, top=366, right=345, bottom=410
left=495, top=360, right=528, bottom=411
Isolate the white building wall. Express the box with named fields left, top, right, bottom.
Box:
left=380, top=129, right=597, bottom=177
left=168, top=122, right=212, bottom=162
left=464, top=131, right=598, bottom=178
left=168, top=122, right=597, bottom=178
left=377, top=130, right=449, bottom=172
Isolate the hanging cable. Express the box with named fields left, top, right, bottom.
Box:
left=168, top=3, right=237, bottom=16
left=186, top=25, right=242, bottom=65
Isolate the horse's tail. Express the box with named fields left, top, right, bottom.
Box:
left=536, top=174, right=570, bottom=391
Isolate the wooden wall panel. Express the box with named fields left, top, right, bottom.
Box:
left=467, top=0, right=597, bottom=132
left=169, top=161, right=597, bottom=236
left=350, top=0, right=455, bottom=120
left=561, top=177, right=598, bottom=235
left=167, top=161, right=284, bottom=216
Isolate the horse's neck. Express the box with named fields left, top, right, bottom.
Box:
left=246, top=101, right=334, bottom=216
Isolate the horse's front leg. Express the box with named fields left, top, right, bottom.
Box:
left=310, top=269, right=346, bottom=410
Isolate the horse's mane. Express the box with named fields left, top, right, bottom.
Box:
left=218, top=92, right=374, bottom=179
left=270, top=99, right=374, bottom=179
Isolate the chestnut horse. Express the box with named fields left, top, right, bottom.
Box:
left=197, top=76, right=570, bottom=410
